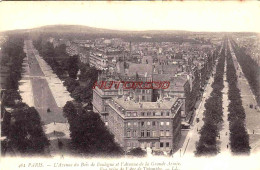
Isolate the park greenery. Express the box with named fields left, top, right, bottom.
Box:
left=195, top=38, right=226, bottom=156
left=63, top=101, right=123, bottom=156
left=1, top=35, right=49, bottom=156
left=226, top=45, right=250, bottom=154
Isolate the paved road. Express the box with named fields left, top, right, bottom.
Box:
left=23, top=40, right=75, bottom=157
left=23, top=40, right=66, bottom=124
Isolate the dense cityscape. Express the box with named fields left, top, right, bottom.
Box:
left=1, top=26, right=260, bottom=158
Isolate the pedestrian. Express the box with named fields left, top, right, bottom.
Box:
left=197, top=128, right=198, bottom=132
left=219, top=135, right=220, bottom=139
left=227, top=144, right=229, bottom=149
left=253, top=130, right=254, bottom=134
left=54, top=130, right=56, bottom=135
left=169, top=149, right=172, bottom=156
left=226, top=132, right=227, bottom=136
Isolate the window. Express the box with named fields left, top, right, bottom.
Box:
left=141, top=112, right=145, bottom=116
left=133, top=112, right=137, bottom=117
left=147, top=112, right=151, bottom=116
left=160, top=130, right=164, bottom=137
left=152, top=121, right=156, bottom=126
left=166, top=112, right=170, bottom=116
left=134, top=122, right=137, bottom=126
left=142, top=96, right=145, bottom=100
left=104, top=115, right=108, bottom=120
left=166, top=142, right=170, bottom=147
left=152, top=131, right=157, bottom=137
left=133, top=130, right=137, bottom=137
left=127, top=131, right=131, bottom=137
left=160, top=122, right=164, bottom=126
left=127, top=122, right=131, bottom=127
left=152, top=142, right=155, bottom=147
left=153, top=112, right=156, bottom=116
left=160, top=142, right=164, bottom=148
left=166, top=130, right=170, bottom=136
left=127, top=112, right=131, bottom=117
left=105, top=122, right=108, bottom=126
left=141, top=122, right=145, bottom=127
left=141, top=130, right=145, bottom=137
left=147, top=121, right=151, bottom=126
left=161, top=112, right=164, bottom=116
left=147, top=130, right=150, bottom=137
left=166, top=122, right=170, bottom=126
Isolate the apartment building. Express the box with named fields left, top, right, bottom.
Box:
left=103, top=96, right=182, bottom=152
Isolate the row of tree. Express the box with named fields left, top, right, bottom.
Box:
left=226, top=44, right=250, bottom=154
left=33, top=38, right=79, bottom=79
left=62, top=63, right=99, bottom=105
left=195, top=38, right=226, bottom=156
left=33, top=38, right=99, bottom=105
left=230, top=39, right=260, bottom=105
left=63, top=101, right=123, bottom=156
left=1, top=36, right=26, bottom=90
left=1, top=36, right=49, bottom=156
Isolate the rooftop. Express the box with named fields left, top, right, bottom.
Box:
left=111, top=96, right=178, bottom=111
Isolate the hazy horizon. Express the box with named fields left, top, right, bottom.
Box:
left=1, top=1, right=260, bottom=33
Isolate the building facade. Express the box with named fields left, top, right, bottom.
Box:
left=103, top=97, right=182, bottom=152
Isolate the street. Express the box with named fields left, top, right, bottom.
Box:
left=20, top=40, right=73, bottom=157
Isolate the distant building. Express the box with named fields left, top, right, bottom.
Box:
left=89, top=52, right=108, bottom=70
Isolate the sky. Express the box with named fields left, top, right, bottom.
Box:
left=0, top=1, right=260, bottom=32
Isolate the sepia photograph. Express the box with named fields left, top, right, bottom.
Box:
left=0, top=1, right=260, bottom=170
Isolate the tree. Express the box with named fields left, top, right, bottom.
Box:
left=71, top=86, right=92, bottom=103
left=127, top=147, right=147, bottom=157
left=8, top=104, right=49, bottom=155
left=64, top=103, right=123, bottom=156
left=63, top=101, right=77, bottom=122
left=41, top=42, right=55, bottom=59
left=1, top=111, right=11, bottom=137
left=2, top=89, right=22, bottom=107
left=67, top=55, right=79, bottom=79
left=63, top=77, right=80, bottom=93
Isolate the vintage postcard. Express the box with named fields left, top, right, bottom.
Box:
left=0, top=1, right=260, bottom=170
